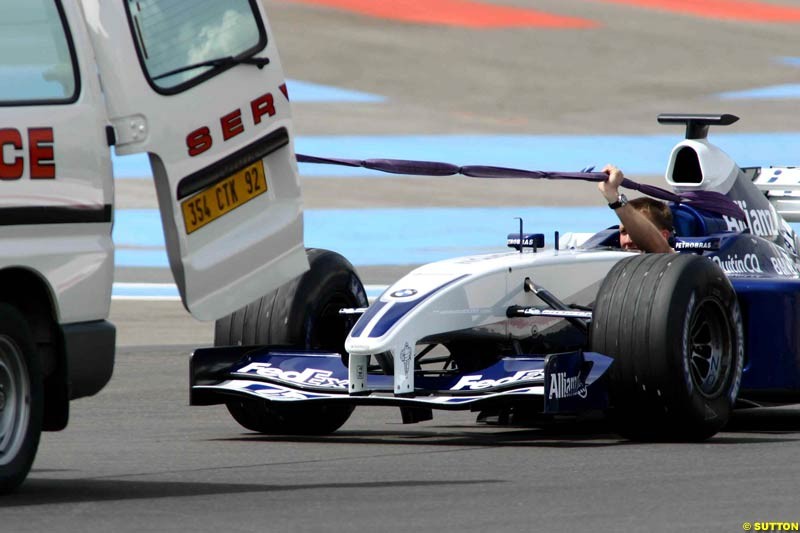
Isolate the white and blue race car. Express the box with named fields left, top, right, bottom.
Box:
left=190, top=114, right=800, bottom=441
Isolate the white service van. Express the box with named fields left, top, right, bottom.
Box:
left=0, top=0, right=308, bottom=492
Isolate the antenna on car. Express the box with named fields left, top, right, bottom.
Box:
left=656, top=113, right=739, bottom=140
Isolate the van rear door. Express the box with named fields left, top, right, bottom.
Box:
left=80, top=0, right=307, bottom=320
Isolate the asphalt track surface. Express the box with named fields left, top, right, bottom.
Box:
left=7, top=1, right=800, bottom=531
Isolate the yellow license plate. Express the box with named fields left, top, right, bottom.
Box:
left=181, top=160, right=268, bottom=234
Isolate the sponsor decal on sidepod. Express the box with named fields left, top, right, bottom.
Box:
left=711, top=253, right=762, bottom=275
left=723, top=201, right=777, bottom=237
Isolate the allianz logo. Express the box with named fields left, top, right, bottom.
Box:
left=723, top=201, right=776, bottom=237
left=548, top=371, right=588, bottom=399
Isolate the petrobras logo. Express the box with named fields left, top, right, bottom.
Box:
left=674, top=240, right=717, bottom=251
left=236, top=362, right=348, bottom=389
left=450, top=369, right=544, bottom=391
left=548, top=371, right=588, bottom=399
left=711, top=253, right=762, bottom=275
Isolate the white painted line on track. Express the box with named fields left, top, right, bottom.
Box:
left=113, top=283, right=389, bottom=302
left=365, top=284, right=387, bottom=302
left=112, top=282, right=180, bottom=301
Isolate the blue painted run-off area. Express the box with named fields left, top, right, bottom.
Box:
left=114, top=207, right=800, bottom=268
left=111, top=282, right=387, bottom=300
left=294, top=132, right=800, bottom=177
left=716, top=56, right=800, bottom=100
left=113, top=132, right=800, bottom=179
left=115, top=206, right=619, bottom=267
left=718, top=84, right=800, bottom=100
left=777, top=56, right=800, bottom=67
left=285, top=79, right=385, bottom=103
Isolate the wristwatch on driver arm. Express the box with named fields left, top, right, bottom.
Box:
left=608, top=193, right=628, bottom=210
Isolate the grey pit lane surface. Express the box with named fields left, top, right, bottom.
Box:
left=11, top=0, right=800, bottom=529
left=5, top=329, right=800, bottom=532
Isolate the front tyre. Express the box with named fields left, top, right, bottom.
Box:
left=591, top=254, right=744, bottom=441
left=225, top=400, right=353, bottom=436
left=217, top=249, right=365, bottom=435
left=0, top=303, right=43, bottom=493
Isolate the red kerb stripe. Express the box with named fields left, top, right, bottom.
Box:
left=595, top=0, right=800, bottom=23
left=284, top=0, right=597, bottom=28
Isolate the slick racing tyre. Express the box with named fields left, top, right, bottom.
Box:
left=591, top=254, right=744, bottom=441
left=224, top=399, right=355, bottom=436
left=215, top=248, right=366, bottom=435
left=0, top=303, right=43, bottom=493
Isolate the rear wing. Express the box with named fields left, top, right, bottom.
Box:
left=657, top=113, right=739, bottom=140
left=748, top=166, right=800, bottom=222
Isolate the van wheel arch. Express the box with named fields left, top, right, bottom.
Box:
left=0, top=268, right=66, bottom=431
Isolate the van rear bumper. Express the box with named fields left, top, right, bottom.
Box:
left=63, top=320, right=116, bottom=400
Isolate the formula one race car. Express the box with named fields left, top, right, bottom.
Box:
left=190, top=114, right=800, bottom=441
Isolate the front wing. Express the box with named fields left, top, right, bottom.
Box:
left=190, top=347, right=613, bottom=414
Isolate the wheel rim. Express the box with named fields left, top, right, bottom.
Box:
left=308, top=291, right=362, bottom=354
left=687, top=299, right=732, bottom=398
left=0, top=335, right=30, bottom=466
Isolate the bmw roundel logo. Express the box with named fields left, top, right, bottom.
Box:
left=390, top=288, right=418, bottom=298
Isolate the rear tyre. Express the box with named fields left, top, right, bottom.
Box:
left=0, top=303, right=43, bottom=493
left=591, top=254, right=743, bottom=441
left=217, top=249, right=366, bottom=435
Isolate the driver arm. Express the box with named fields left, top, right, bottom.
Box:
left=598, top=165, right=674, bottom=254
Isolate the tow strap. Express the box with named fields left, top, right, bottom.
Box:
left=296, top=153, right=746, bottom=220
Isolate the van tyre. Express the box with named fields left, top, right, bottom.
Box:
left=216, top=248, right=366, bottom=435
left=591, top=254, right=744, bottom=441
left=0, top=303, right=43, bottom=493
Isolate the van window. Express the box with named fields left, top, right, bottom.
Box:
left=126, top=0, right=267, bottom=94
left=0, top=0, right=78, bottom=105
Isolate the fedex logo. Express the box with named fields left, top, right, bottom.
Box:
left=236, top=362, right=348, bottom=389
left=450, top=369, right=545, bottom=391
left=0, top=128, right=55, bottom=180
